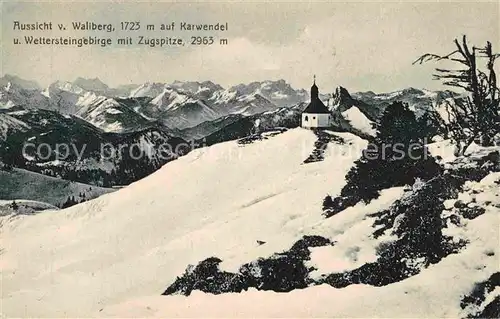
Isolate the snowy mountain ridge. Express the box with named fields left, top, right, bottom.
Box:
left=1, top=74, right=459, bottom=135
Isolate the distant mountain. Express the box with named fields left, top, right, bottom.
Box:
left=70, top=77, right=139, bottom=97
left=131, top=83, right=221, bottom=129
left=0, top=76, right=50, bottom=110
left=2, top=76, right=309, bottom=132
left=75, top=96, right=158, bottom=133
left=45, top=81, right=157, bottom=132
left=323, top=86, right=463, bottom=137
left=209, top=88, right=277, bottom=116
left=113, top=84, right=140, bottom=97
left=1, top=75, right=462, bottom=142
left=229, top=80, right=308, bottom=107
left=130, top=82, right=169, bottom=99
left=351, top=87, right=462, bottom=119
left=0, top=107, right=188, bottom=187
left=169, top=80, right=224, bottom=100
left=131, top=80, right=292, bottom=130
left=0, top=74, right=41, bottom=91
left=73, top=77, right=110, bottom=95
left=193, top=102, right=306, bottom=146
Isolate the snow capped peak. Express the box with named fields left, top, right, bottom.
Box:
left=229, top=80, right=307, bottom=107
left=130, top=82, right=168, bottom=98
left=0, top=74, right=41, bottom=91
left=75, top=91, right=103, bottom=107
left=73, top=77, right=109, bottom=94
left=0, top=77, right=50, bottom=110
left=49, top=80, right=85, bottom=95
left=167, top=80, right=225, bottom=99
left=151, top=87, right=192, bottom=109
left=210, top=88, right=239, bottom=104
left=41, top=88, right=50, bottom=98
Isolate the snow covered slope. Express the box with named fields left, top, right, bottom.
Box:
left=341, top=106, right=376, bottom=136
left=0, top=200, right=59, bottom=217
left=0, top=168, right=114, bottom=208
left=1, top=128, right=498, bottom=318
left=0, top=128, right=367, bottom=317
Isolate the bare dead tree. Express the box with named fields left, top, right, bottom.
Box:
left=414, top=35, right=500, bottom=156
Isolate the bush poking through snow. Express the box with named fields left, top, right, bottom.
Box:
left=237, top=128, right=288, bottom=145
left=460, top=272, right=500, bottom=318
left=162, top=236, right=334, bottom=296
left=303, top=130, right=345, bottom=164
left=239, top=235, right=334, bottom=292
left=162, top=257, right=248, bottom=296
left=322, top=151, right=499, bottom=289
left=321, top=175, right=466, bottom=288
left=323, top=102, right=443, bottom=217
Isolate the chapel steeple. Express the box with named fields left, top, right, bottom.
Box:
left=311, top=75, right=319, bottom=100
left=301, top=75, right=331, bottom=128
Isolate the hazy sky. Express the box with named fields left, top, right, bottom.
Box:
left=1, top=1, right=498, bottom=92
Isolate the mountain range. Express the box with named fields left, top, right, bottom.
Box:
left=1, top=75, right=457, bottom=132
left=1, top=74, right=458, bottom=189
left=1, top=76, right=311, bottom=132
left=1, top=74, right=498, bottom=318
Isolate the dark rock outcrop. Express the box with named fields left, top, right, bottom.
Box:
left=162, top=235, right=334, bottom=296
left=162, top=257, right=248, bottom=296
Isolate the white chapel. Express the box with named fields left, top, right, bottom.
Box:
left=301, top=77, right=331, bottom=128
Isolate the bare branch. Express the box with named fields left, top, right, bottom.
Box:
left=414, top=35, right=499, bottom=153
left=412, top=50, right=460, bottom=65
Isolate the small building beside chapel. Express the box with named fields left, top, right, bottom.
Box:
left=301, top=77, right=331, bottom=128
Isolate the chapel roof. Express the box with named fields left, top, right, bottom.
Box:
left=303, top=99, right=330, bottom=114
